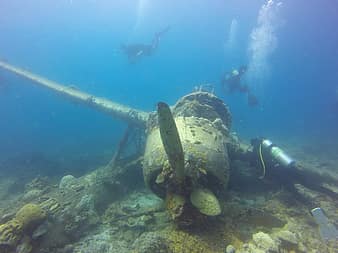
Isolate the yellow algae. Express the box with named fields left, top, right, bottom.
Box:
left=166, top=193, right=185, bottom=220
left=0, top=219, right=23, bottom=246
left=190, top=188, right=221, bottom=216
left=15, top=203, right=46, bottom=231
left=166, top=230, right=223, bottom=253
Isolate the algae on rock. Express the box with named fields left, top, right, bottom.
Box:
left=15, top=204, right=46, bottom=231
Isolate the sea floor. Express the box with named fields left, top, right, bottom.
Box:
left=0, top=138, right=337, bottom=253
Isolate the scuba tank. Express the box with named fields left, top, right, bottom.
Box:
left=261, top=139, right=295, bottom=167
left=251, top=138, right=295, bottom=179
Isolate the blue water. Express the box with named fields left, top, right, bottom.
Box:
left=0, top=0, right=337, bottom=170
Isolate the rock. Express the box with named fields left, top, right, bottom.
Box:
left=132, top=232, right=169, bottom=253
left=16, top=236, right=32, bottom=253
left=32, top=221, right=49, bottom=240
left=91, top=179, right=123, bottom=213
left=59, top=175, right=77, bottom=190
left=25, top=176, right=49, bottom=191
left=226, top=244, right=236, bottom=253
left=62, top=194, right=99, bottom=238
left=56, top=244, right=74, bottom=253
left=252, top=232, right=279, bottom=253
left=0, top=212, right=15, bottom=224
left=242, top=243, right=249, bottom=250
left=238, top=243, right=264, bottom=253
left=73, top=229, right=130, bottom=253
left=75, top=194, right=95, bottom=213
left=275, top=230, right=298, bottom=248
left=297, top=242, right=308, bottom=253
left=37, top=219, right=71, bottom=251
left=22, top=189, right=43, bottom=202
left=125, top=214, right=152, bottom=230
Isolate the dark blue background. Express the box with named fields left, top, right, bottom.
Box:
left=0, top=0, right=337, bottom=171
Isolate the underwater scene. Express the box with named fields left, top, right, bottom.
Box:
left=0, top=0, right=338, bottom=252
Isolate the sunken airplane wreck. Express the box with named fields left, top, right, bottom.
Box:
left=1, top=60, right=338, bottom=228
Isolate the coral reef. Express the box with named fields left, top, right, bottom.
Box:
left=252, top=232, right=279, bottom=252
left=0, top=135, right=337, bottom=253
left=226, top=244, right=236, bottom=253
left=0, top=219, right=23, bottom=248
left=15, top=204, right=46, bottom=231
left=25, top=176, right=50, bottom=192
left=131, top=232, right=169, bottom=253
left=166, top=229, right=223, bottom=253
left=58, top=175, right=78, bottom=190
left=73, top=229, right=130, bottom=253
left=0, top=203, right=46, bottom=253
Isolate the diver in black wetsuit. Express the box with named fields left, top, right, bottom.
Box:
left=249, top=138, right=338, bottom=206
left=121, top=26, right=170, bottom=63
left=221, top=65, right=259, bottom=107
left=228, top=137, right=338, bottom=208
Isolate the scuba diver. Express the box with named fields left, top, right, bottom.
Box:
left=121, top=26, right=170, bottom=63
left=247, top=138, right=338, bottom=242
left=246, top=138, right=338, bottom=205
left=229, top=136, right=338, bottom=243
left=221, top=65, right=259, bottom=107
